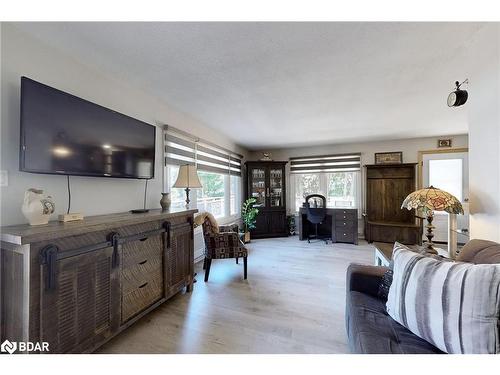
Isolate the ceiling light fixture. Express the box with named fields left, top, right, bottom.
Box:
left=447, top=79, right=469, bottom=107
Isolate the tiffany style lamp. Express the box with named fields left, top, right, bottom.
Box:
left=401, top=186, right=464, bottom=254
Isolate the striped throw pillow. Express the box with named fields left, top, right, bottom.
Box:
left=386, top=243, right=500, bottom=354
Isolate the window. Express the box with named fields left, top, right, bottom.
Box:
left=292, top=171, right=360, bottom=212
left=293, top=173, right=321, bottom=212
left=290, top=153, right=361, bottom=212
left=166, top=165, right=241, bottom=219
left=230, top=175, right=241, bottom=215
left=196, top=171, right=225, bottom=218
left=164, top=126, right=243, bottom=221
left=327, top=172, right=356, bottom=208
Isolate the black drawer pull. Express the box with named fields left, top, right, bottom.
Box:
left=139, top=259, right=148, bottom=265
left=138, top=282, right=148, bottom=289
left=139, top=237, right=148, bottom=242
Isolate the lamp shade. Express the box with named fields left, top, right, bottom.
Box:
left=401, top=186, right=464, bottom=215
left=173, top=164, right=202, bottom=189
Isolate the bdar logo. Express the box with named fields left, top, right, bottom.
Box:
left=1, top=340, right=17, bottom=354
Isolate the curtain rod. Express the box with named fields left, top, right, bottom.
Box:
left=162, top=124, right=244, bottom=159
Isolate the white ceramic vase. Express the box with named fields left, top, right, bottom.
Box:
left=21, top=188, right=55, bottom=226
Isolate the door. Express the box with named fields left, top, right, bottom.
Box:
left=270, top=211, right=287, bottom=235
left=40, top=246, right=119, bottom=353
left=249, top=166, right=267, bottom=208
left=269, top=166, right=285, bottom=209
left=422, top=151, right=469, bottom=243
left=166, top=221, right=193, bottom=296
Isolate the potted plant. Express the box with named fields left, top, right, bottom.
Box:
left=241, top=198, right=259, bottom=243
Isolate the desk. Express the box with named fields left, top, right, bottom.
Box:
left=298, top=208, right=358, bottom=245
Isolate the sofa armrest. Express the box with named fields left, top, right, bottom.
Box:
left=346, top=263, right=389, bottom=299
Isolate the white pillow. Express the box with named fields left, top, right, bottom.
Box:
left=386, top=243, right=500, bottom=354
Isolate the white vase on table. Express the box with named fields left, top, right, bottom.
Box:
left=21, top=188, right=55, bottom=226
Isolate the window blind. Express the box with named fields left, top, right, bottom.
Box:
left=289, top=153, right=361, bottom=174
left=164, top=125, right=242, bottom=176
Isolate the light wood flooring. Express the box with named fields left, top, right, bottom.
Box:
left=98, top=237, right=375, bottom=354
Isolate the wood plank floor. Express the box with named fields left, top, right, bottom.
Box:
left=98, top=237, right=375, bottom=354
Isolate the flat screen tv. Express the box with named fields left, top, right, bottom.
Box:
left=20, top=77, right=156, bottom=179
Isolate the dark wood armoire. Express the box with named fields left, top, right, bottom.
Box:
left=245, top=161, right=288, bottom=238
left=364, top=163, right=422, bottom=245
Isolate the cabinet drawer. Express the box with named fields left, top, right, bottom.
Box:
left=121, top=274, right=163, bottom=323
left=122, top=233, right=163, bottom=268
left=335, top=220, right=356, bottom=229
left=335, top=230, right=355, bottom=243
left=121, top=255, right=163, bottom=295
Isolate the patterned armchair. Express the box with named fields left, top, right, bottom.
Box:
left=200, top=215, right=248, bottom=282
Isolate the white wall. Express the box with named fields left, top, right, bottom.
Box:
left=0, top=24, right=248, bottom=226
left=467, top=24, right=500, bottom=242
left=248, top=134, right=469, bottom=235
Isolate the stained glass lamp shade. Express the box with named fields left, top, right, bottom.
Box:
left=401, top=186, right=464, bottom=254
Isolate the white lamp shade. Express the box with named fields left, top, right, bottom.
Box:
left=173, top=165, right=202, bottom=188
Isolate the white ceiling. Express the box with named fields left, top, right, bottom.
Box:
left=12, top=22, right=482, bottom=150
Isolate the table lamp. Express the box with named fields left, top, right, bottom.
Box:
left=173, top=164, right=202, bottom=207
left=401, top=186, right=464, bottom=254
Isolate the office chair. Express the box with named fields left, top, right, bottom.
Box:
left=304, top=194, right=329, bottom=244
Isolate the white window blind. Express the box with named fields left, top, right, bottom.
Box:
left=164, top=125, right=242, bottom=176
left=289, top=153, right=361, bottom=174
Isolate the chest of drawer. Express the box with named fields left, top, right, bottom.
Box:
left=120, top=231, right=165, bottom=322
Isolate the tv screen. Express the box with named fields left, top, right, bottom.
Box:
left=20, top=77, right=156, bottom=179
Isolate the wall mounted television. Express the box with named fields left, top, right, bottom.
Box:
left=20, top=77, right=156, bottom=179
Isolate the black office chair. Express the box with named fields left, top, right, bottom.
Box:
left=304, top=194, right=329, bottom=244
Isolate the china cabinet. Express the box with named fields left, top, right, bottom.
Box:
left=245, top=161, right=288, bottom=238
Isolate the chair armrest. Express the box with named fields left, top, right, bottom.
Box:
left=220, top=224, right=239, bottom=233
left=346, top=263, right=389, bottom=299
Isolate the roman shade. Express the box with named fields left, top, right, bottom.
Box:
left=289, top=153, right=361, bottom=174
left=164, top=125, right=242, bottom=176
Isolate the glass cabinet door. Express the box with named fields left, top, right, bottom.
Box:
left=250, top=167, right=266, bottom=207
left=269, top=168, right=284, bottom=208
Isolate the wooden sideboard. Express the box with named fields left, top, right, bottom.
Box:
left=0, top=208, right=197, bottom=353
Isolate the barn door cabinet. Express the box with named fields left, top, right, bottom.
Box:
left=0, top=209, right=196, bottom=353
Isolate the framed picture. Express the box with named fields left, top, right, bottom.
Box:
left=438, top=139, right=452, bottom=148
left=374, top=151, right=403, bottom=165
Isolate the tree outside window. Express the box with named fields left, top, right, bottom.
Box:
left=327, top=172, right=356, bottom=208
left=196, top=171, right=225, bottom=218
left=294, top=171, right=358, bottom=211
left=294, top=173, right=321, bottom=211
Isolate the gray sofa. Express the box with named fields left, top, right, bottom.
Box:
left=345, top=239, right=500, bottom=354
